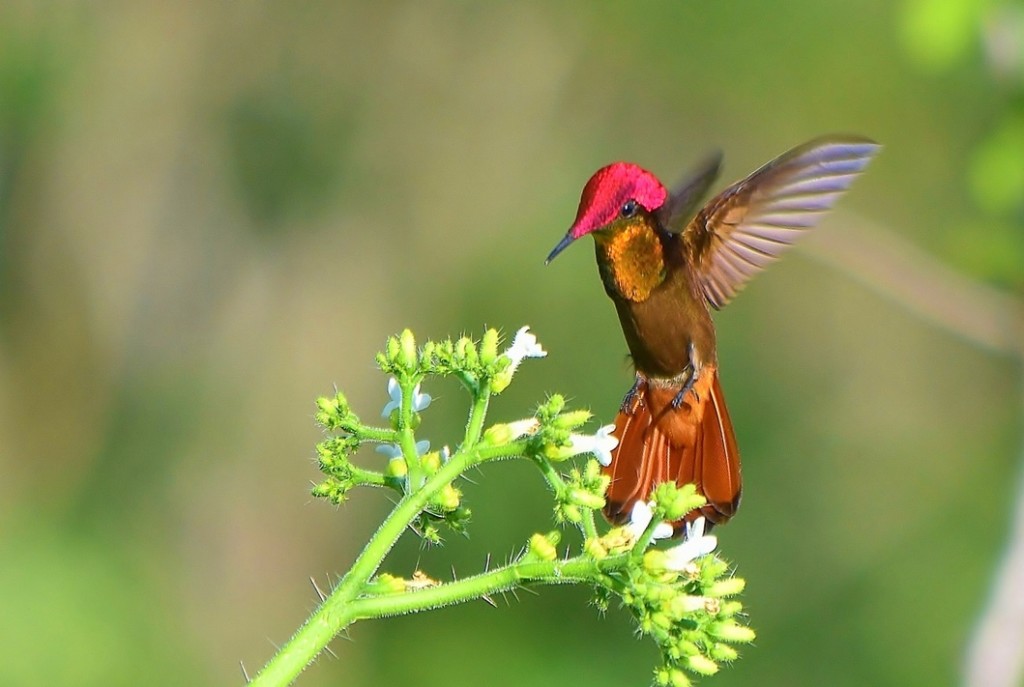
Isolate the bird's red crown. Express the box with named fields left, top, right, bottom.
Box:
left=569, top=162, right=668, bottom=239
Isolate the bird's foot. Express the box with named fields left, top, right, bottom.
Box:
left=620, top=376, right=643, bottom=413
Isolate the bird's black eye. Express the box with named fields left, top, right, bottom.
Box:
left=620, top=199, right=639, bottom=218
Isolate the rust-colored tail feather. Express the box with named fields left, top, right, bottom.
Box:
left=603, top=369, right=741, bottom=532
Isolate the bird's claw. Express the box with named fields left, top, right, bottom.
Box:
left=621, top=376, right=643, bottom=413
left=671, top=375, right=699, bottom=409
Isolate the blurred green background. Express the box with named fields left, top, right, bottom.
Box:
left=1, top=1, right=1022, bottom=686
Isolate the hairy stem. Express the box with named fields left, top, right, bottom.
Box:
left=349, top=553, right=624, bottom=621
left=250, top=448, right=476, bottom=686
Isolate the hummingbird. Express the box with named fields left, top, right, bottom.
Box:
left=546, top=136, right=879, bottom=532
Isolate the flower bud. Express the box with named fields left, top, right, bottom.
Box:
left=719, top=600, right=743, bottom=618
left=528, top=532, right=558, bottom=561
left=584, top=538, right=608, bottom=559
left=708, top=577, right=746, bottom=598
left=399, top=329, right=417, bottom=371
left=385, top=457, right=408, bottom=479
left=643, top=549, right=669, bottom=573
left=386, top=335, right=400, bottom=363
left=480, top=328, right=499, bottom=366
left=568, top=487, right=605, bottom=511
left=436, top=484, right=461, bottom=511
left=685, top=654, right=719, bottom=676
left=552, top=409, right=593, bottom=429
left=710, top=643, right=738, bottom=662
left=559, top=503, right=582, bottom=524
left=709, top=621, right=756, bottom=643
left=369, top=573, right=407, bottom=594
left=483, top=423, right=512, bottom=445
left=669, top=594, right=707, bottom=617
left=421, top=451, right=441, bottom=474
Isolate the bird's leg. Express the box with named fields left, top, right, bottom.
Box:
left=671, top=343, right=700, bottom=409
left=620, top=374, right=643, bottom=413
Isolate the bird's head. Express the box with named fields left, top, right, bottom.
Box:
left=547, top=162, right=667, bottom=263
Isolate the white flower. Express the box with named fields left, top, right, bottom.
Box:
left=375, top=439, right=430, bottom=460
left=568, top=424, right=618, bottom=466
left=503, top=326, right=547, bottom=376
left=663, top=516, right=718, bottom=570
left=381, top=377, right=431, bottom=418
left=627, top=500, right=674, bottom=542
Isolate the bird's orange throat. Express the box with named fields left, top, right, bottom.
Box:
left=595, top=222, right=666, bottom=302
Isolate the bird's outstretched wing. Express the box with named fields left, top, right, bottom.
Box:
left=683, top=136, right=880, bottom=309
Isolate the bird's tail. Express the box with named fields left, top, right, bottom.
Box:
left=603, top=368, right=741, bottom=533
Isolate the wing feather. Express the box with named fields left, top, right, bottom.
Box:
left=684, top=136, right=880, bottom=309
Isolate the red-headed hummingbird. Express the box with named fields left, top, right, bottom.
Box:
left=547, top=136, right=879, bottom=532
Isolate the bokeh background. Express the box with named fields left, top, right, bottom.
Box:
left=2, top=1, right=1023, bottom=686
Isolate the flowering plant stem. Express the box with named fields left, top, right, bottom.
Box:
left=251, top=447, right=475, bottom=687
left=248, top=328, right=754, bottom=687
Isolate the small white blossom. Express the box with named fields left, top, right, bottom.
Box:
left=664, top=516, right=718, bottom=570
left=567, top=424, right=618, bottom=466
left=503, top=326, right=547, bottom=376
left=381, top=377, right=431, bottom=418
left=627, top=500, right=674, bottom=542
left=375, top=439, right=430, bottom=460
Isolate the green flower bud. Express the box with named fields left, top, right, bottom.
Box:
left=644, top=549, right=669, bottom=573
left=701, top=556, right=729, bottom=579
left=674, top=639, right=701, bottom=657
left=552, top=409, right=593, bottom=429
left=685, top=654, right=719, bottom=676
left=435, top=484, right=461, bottom=511
left=480, top=328, right=499, bottom=366
left=386, top=335, right=400, bottom=363
left=709, top=621, right=756, bottom=643
left=651, top=612, right=673, bottom=631
left=529, top=533, right=558, bottom=561
left=584, top=538, right=608, bottom=559
left=420, top=341, right=435, bottom=368
left=719, top=600, right=743, bottom=618
left=708, top=577, right=746, bottom=598
left=568, top=487, right=605, bottom=510
left=668, top=594, right=707, bottom=617
left=667, top=667, right=692, bottom=687
left=710, top=643, right=738, bottom=662
left=368, top=573, right=407, bottom=594
left=652, top=482, right=703, bottom=522
left=399, top=329, right=417, bottom=371
left=385, top=457, right=408, bottom=479
left=421, top=451, right=441, bottom=474
left=584, top=458, right=604, bottom=482
left=375, top=351, right=389, bottom=370
left=546, top=394, right=566, bottom=416
left=483, top=423, right=512, bottom=445
left=559, top=503, right=582, bottom=524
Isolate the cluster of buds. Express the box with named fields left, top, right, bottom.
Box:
left=594, top=483, right=754, bottom=686
left=376, top=326, right=548, bottom=394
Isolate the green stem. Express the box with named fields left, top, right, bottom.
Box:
left=250, top=448, right=475, bottom=686
left=352, top=425, right=398, bottom=444
left=581, top=506, right=598, bottom=541
left=349, top=466, right=389, bottom=488
left=632, top=508, right=664, bottom=561
left=349, top=553, right=627, bottom=621
left=462, top=379, right=491, bottom=448
left=398, top=378, right=424, bottom=489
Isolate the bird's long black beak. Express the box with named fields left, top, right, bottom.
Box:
left=545, top=233, right=575, bottom=264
